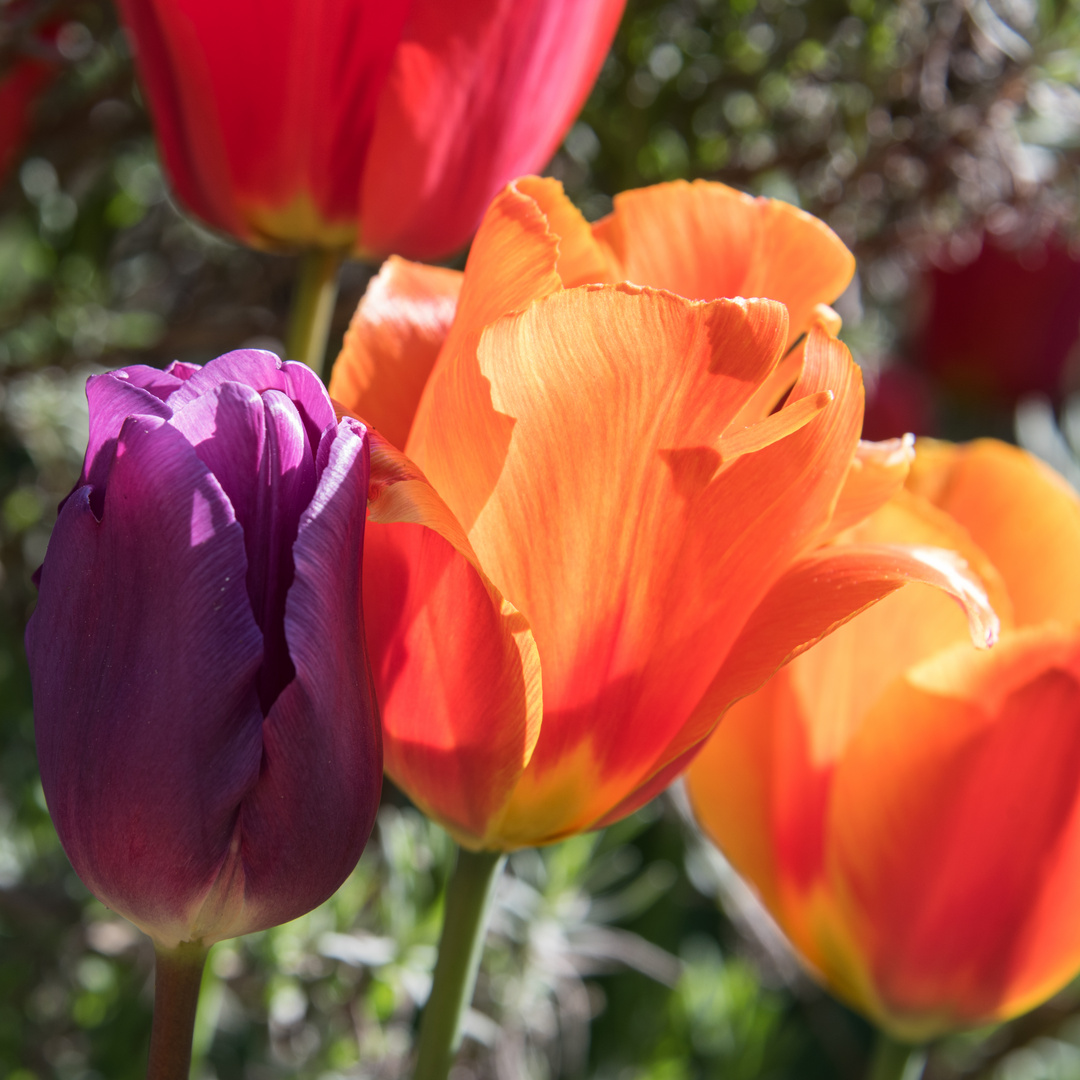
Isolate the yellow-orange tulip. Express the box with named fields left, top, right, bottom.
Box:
left=689, top=438, right=1080, bottom=1041
left=331, top=178, right=996, bottom=851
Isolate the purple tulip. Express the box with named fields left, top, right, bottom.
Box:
left=26, top=350, right=381, bottom=947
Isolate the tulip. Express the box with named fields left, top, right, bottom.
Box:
left=112, top=0, right=625, bottom=260
left=0, top=28, right=57, bottom=180
left=918, top=239, right=1080, bottom=405
left=27, top=350, right=381, bottom=950
left=330, top=177, right=997, bottom=853
left=687, top=438, right=1080, bottom=1041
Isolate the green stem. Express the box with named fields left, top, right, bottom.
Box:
left=146, top=941, right=209, bottom=1080
left=286, top=247, right=345, bottom=380
left=867, top=1032, right=926, bottom=1080
left=414, top=847, right=506, bottom=1080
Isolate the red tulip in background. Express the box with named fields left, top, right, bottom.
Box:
left=330, top=177, right=997, bottom=852
left=0, top=25, right=58, bottom=180
left=26, top=352, right=381, bottom=948
left=113, top=0, right=625, bottom=258
left=689, top=439, right=1080, bottom=1040
left=917, top=238, right=1080, bottom=404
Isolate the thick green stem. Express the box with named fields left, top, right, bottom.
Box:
left=414, top=847, right=506, bottom=1080
left=867, top=1033, right=926, bottom=1080
left=286, top=247, right=345, bottom=380
left=146, top=942, right=209, bottom=1080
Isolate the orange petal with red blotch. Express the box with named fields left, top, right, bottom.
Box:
left=360, top=430, right=542, bottom=847
left=592, top=180, right=855, bottom=346
left=470, top=296, right=870, bottom=846
left=909, top=439, right=1080, bottom=628
left=828, top=626, right=1080, bottom=1038
left=328, top=256, right=461, bottom=449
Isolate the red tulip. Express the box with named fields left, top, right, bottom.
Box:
left=689, top=439, right=1080, bottom=1039
left=27, top=352, right=381, bottom=948
left=917, top=239, right=1080, bottom=404
left=330, top=177, right=997, bottom=850
left=0, top=28, right=57, bottom=180
left=113, top=0, right=625, bottom=258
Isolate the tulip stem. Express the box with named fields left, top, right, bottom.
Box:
left=867, top=1033, right=926, bottom=1080
left=146, top=941, right=209, bottom=1080
left=286, top=247, right=346, bottom=380
left=413, top=846, right=506, bottom=1080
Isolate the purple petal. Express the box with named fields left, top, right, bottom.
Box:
left=28, top=415, right=264, bottom=946
left=113, top=363, right=192, bottom=402
left=279, top=359, right=338, bottom=446
left=164, top=360, right=201, bottom=382
left=170, top=382, right=317, bottom=711
left=239, top=417, right=381, bottom=930
left=80, top=372, right=174, bottom=512
left=169, top=350, right=336, bottom=449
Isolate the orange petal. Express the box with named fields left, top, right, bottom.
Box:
left=824, top=436, right=915, bottom=539
left=828, top=626, right=1080, bottom=1037
left=359, top=429, right=542, bottom=847
left=467, top=293, right=868, bottom=846
left=686, top=678, right=786, bottom=918
left=592, top=180, right=855, bottom=346
left=514, top=175, right=618, bottom=287
left=406, top=179, right=567, bottom=531
left=328, top=256, right=461, bottom=449
left=910, top=439, right=1080, bottom=628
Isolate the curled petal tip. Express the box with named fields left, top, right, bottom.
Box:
left=907, top=544, right=1000, bottom=649
left=812, top=302, right=843, bottom=335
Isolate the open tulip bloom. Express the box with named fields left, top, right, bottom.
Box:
left=689, top=439, right=1080, bottom=1045
left=331, top=176, right=997, bottom=854
left=26, top=352, right=381, bottom=1076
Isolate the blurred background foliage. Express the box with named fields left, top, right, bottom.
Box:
left=2, top=0, right=1080, bottom=1076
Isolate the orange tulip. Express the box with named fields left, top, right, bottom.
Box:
left=331, top=178, right=996, bottom=851
left=688, top=438, right=1080, bottom=1041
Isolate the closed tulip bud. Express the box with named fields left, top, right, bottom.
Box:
left=27, top=351, right=380, bottom=949
left=113, top=0, right=625, bottom=259
left=689, top=438, right=1080, bottom=1040
left=329, top=177, right=997, bottom=852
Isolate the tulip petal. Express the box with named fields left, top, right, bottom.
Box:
left=709, top=540, right=997, bottom=708
left=465, top=295, right=869, bottom=845
left=685, top=678, right=787, bottom=917
left=592, top=180, right=855, bottom=345
left=828, top=626, right=1080, bottom=1036
left=170, top=349, right=337, bottom=448
left=80, top=371, right=175, bottom=501
left=405, top=181, right=571, bottom=532
left=909, top=439, right=1080, bottom=628
left=513, top=176, right=618, bottom=287
left=358, top=430, right=543, bottom=847
left=119, top=0, right=411, bottom=245
left=29, top=415, right=264, bottom=947
left=328, top=256, right=462, bottom=449
left=235, top=417, right=381, bottom=937
left=171, top=381, right=318, bottom=711
left=359, top=0, right=624, bottom=258
left=824, top=436, right=916, bottom=538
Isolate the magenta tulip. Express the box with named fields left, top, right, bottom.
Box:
left=27, top=351, right=380, bottom=948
